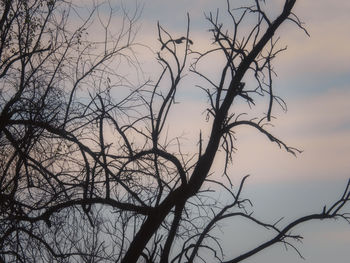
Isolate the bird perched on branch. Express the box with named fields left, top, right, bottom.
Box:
left=161, top=36, right=193, bottom=50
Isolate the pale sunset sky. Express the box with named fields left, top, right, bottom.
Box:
left=97, top=0, right=350, bottom=262
left=133, top=1, right=350, bottom=262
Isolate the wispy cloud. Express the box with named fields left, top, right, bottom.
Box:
left=132, top=1, right=350, bottom=261
left=136, top=0, right=350, bottom=184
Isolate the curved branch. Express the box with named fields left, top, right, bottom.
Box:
left=225, top=120, right=301, bottom=155
left=8, top=197, right=154, bottom=224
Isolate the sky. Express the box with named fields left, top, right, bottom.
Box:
left=83, top=0, right=350, bottom=262
left=129, top=0, right=350, bottom=262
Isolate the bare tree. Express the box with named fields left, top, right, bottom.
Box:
left=1, top=0, right=349, bottom=262
left=0, top=0, right=142, bottom=261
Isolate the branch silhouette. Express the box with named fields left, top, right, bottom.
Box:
left=161, top=36, right=193, bottom=50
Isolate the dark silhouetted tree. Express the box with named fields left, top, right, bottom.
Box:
left=1, top=0, right=349, bottom=262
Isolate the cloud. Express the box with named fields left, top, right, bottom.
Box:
left=129, top=2, right=350, bottom=261
left=272, top=0, right=350, bottom=84
left=129, top=0, right=350, bottom=186
left=228, top=88, right=350, bottom=182
left=161, top=86, right=350, bottom=185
